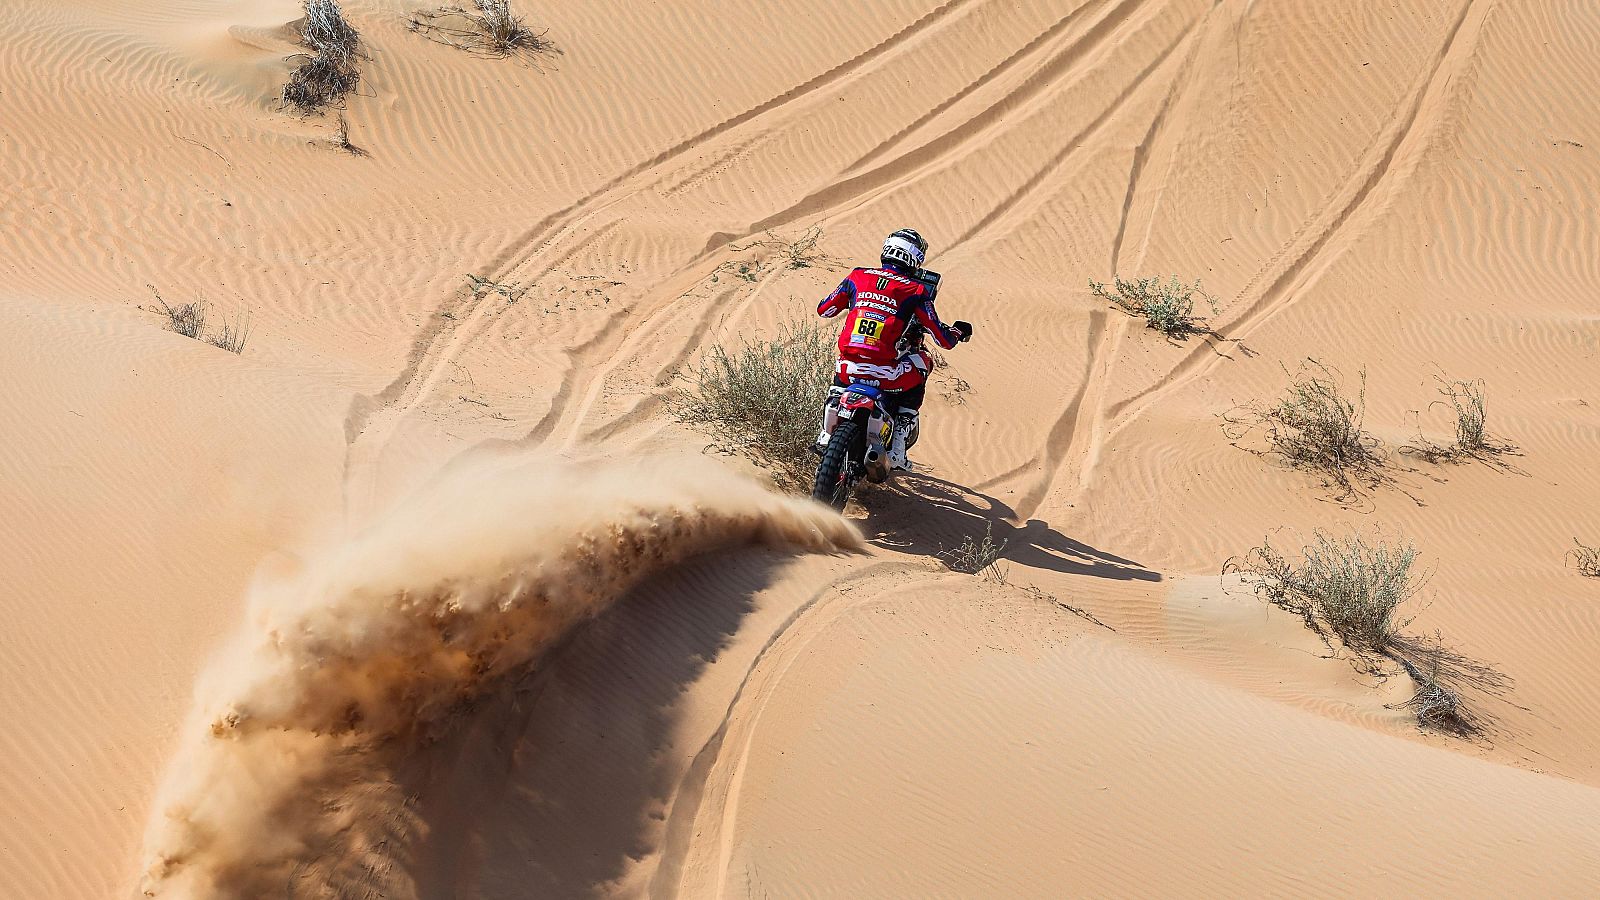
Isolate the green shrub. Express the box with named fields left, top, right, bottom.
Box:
left=1228, top=532, right=1508, bottom=735
left=1090, top=275, right=1216, bottom=338
left=1404, top=377, right=1517, bottom=464
left=1226, top=361, right=1387, bottom=500
left=673, top=321, right=834, bottom=487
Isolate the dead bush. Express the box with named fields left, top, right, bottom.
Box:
left=709, top=228, right=842, bottom=287
left=1567, top=540, right=1600, bottom=578
left=147, top=285, right=252, bottom=354
left=732, top=226, right=843, bottom=271
left=466, top=273, right=527, bottom=302
left=283, top=0, right=363, bottom=114
left=207, top=311, right=253, bottom=355
left=411, top=0, right=557, bottom=60
left=149, top=285, right=206, bottom=340
left=940, top=523, right=1009, bottom=582
left=1386, top=635, right=1507, bottom=736
left=330, top=113, right=367, bottom=156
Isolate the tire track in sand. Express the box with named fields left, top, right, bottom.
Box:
left=1098, top=0, right=1493, bottom=450
left=944, top=11, right=1198, bottom=255
left=647, top=563, right=916, bottom=900
left=743, top=0, right=1152, bottom=238
left=339, top=0, right=981, bottom=509
left=483, top=0, right=980, bottom=280
left=571, top=265, right=796, bottom=447
left=581, top=1, right=1199, bottom=457
left=1012, top=6, right=1215, bottom=520
left=960, top=6, right=1211, bottom=514
left=844, top=0, right=1108, bottom=174
left=529, top=0, right=1187, bottom=451
left=510, top=0, right=1155, bottom=454
left=1008, top=311, right=1107, bottom=519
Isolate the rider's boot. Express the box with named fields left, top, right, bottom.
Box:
left=889, top=410, right=919, bottom=471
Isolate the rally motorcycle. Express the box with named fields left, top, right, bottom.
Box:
left=809, top=380, right=916, bottom=510
left=809, top=270, right=945, bottom=510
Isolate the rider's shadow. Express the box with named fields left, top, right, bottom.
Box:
left=864, top=473, right=1161, bottom=583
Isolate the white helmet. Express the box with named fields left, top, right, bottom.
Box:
left=880, top=228, right=928, bottom=271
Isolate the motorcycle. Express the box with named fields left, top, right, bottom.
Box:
left=809, top=268, right=963, bottom=510
left=809, top=380, right=916, bottom=510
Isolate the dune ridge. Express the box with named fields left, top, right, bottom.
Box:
left=136, top=453, right=858, bottom=898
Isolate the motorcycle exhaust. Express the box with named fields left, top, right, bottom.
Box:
left=864, top=448, right=890, bottom=483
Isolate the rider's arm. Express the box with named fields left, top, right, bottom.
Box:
left=913, top=292, right=962, bottom=349
left=818, top=277, right=855, bottom=318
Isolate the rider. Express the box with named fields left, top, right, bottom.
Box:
left=816, top=228, right=972, bottom=470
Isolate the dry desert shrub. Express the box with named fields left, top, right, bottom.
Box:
left=940, top=523, right=1009, bottom=582
left=465, top=273, right=527, bottom=302
left=1227, top=531, right=1509, bottom=736
left=1567, top=540, right=1600, bottom=578
left=149, top=285, right=206, bottom=340
left=283, top=0, right=364, bottom=114
left=1225, top=360, right=1389, bottom=501
left=1090, top=275, right=1216, bottom=339
left=411, top=0, right=556, bottom=60
left=1017, top=583, right=1113, bottom=630
left=732, top=226, right=843, bottom=272
left=1230, top=531, right=1421, bottom=652
left=940, top=374, right=972, bottom=405
left=283, top=54, right=358, bottom=114
left=672, top=321, right=834, bottom=488
left=712, top=228, right=843, bottom=286
left=207, top=311, right=253, bottom=355
left=1385, top=634, right=1505, bottom=735
left=147, top=285, right=252, bottom=354
left=1403, top=376, right=1518, bottom=466
left=330, top=113, right=368, bottom=156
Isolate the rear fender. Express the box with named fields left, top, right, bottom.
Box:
left=838, top=385, right=882, bottom=419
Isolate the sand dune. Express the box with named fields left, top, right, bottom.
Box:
left=3, top=0, right=1600, bottom=896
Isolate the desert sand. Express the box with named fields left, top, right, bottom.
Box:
left=3, top=0, right=1599, bottom=897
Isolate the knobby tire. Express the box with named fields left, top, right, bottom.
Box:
left=811, top=419, right=859, bottom=510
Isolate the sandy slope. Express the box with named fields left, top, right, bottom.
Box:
left=2, top=0, right=1599, bottom=896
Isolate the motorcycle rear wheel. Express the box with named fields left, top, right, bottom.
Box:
left=811, top=419, right=860, bottom=511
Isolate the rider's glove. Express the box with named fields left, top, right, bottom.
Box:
left=951, top=321, right=973, bottom=343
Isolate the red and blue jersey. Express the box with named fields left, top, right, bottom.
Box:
left=817, top=266, right=960, bottom=364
